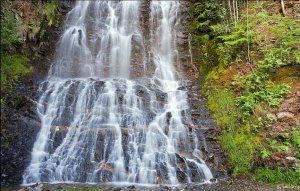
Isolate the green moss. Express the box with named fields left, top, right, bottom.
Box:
left=220, top=133, right=258, bottom=176
left=254, top=167, right=300, bottom=186
left=207, top=89, right=240, bottom=131
left=0, top=54, right=31, bottom=90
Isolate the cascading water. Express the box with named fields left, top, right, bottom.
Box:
left=23, top=1, right=213, bottom=185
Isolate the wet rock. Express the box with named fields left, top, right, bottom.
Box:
left=177, top=32, right=188, bottom=39
left=176, top=170, right=187, bottom=183
left=286, top=156, right=296, bottom=162
left=38, top=46, right=46, bottom=56
left=276, top=112, right=295, bottom=120
left=1, top=1, right=71, bottom=186
left=18, top=183, right=51, bottom=191
left=177, top=86, right=186, bottom=91
left=127, top=185, right=135, bottom=189
left=159, top=185, right=169, bottom=190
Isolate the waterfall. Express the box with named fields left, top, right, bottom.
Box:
left=23, top=1, right=213, bottom=185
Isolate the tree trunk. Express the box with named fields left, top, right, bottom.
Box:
left=280, top=0, right=286, bottom=17
left=232, top=0, right=237, bottom=27
left=235, top=0, right=239, bottom=22
left=228, top=0, right=233, bottom=23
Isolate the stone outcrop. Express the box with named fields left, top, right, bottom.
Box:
left=174, top=1, right=227, bottom=179
left=260, top=91, right=300, bottom=168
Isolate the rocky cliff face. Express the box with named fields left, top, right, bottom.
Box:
left=1, top=1, right=226, bottom=186
left=175, top=1, right=227, bottom=179
left=1, top=1, right=72, bottom=186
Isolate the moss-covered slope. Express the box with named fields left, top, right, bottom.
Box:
left=190, top=0, right=300, bottom=187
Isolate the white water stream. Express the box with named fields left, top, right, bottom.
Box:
left=23, top=1, right=213, bottom=185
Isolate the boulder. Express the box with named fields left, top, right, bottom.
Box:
left=276, top=112, right=295, bottom=120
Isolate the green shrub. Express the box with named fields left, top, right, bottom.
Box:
left=235, top=49, right=291, bottom=120
left=0, top=3, right=23, bottom=49
left=190, top=0, right=226, bottom=33
left=45, top=1, right=59, bottom=26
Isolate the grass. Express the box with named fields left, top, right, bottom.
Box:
left=207, top=89, right=240, bottom=131
left=219, top=132, right=258, bottom=176
left=254, top=167, right=300, bottom=186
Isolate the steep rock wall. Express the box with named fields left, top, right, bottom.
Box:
left=1, top=1, right=72, bottom=186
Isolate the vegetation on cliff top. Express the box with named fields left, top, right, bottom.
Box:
left=0, top=0, right=60, bottom=93
left=190, top=0, right=300, bottom=186
left=0, top=0, right=62, bottom=137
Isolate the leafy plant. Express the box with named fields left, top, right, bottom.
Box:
left=218, top=23, right=255, bottom=46
left=190, top=0, right=226, bottom=33
left=0, top=2, right=23, bottom=49
left=261, top=149, right=272, bottom=159
left=235, top=49, right=291, bottom=120
left=45, top=1, right=59, bottom=26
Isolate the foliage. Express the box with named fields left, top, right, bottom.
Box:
left=254, top=167, right=300, bottom=186
left=291, top=126, right=300, bottom=159
left=261, top=149, right=272, bottom=159
left=0, top=54, right=31, bottom=90
left=236, top=83, right=290, bottom=120
left=0, top=0, right=61, bottom=93
left=253, top=8, right=300, bottom=66
left=190, top=0, right=300, bottom=185
left=45, top=1, right=59, bottom=26
left=190, top=0, right=226, bottom=33
left=219, top=132, right=257, bottom=175
left=235, top=49, right=291, bottom=120
left=294, top=51, right=300, bottom=64
left=291, top=126, right=300, bottom=148
left=0, top=1, right=23, bottom=49
left=218, top=24, right=254, bottom=46
left=208, top=89, right=240, bottom=131
left=265, top=125, right=300, bottom=159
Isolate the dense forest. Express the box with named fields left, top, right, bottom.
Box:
left=1, top=0, right=299, bottom=190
